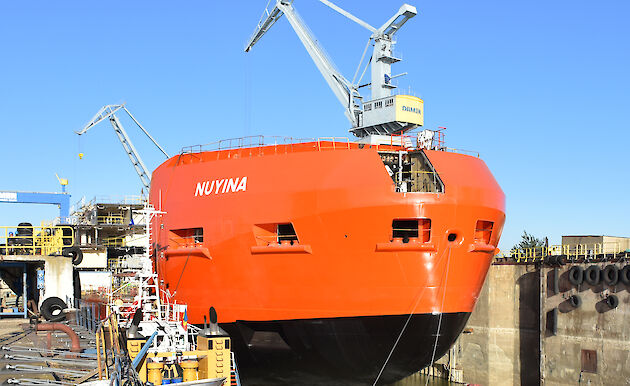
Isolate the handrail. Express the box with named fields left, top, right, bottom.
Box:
left=496, top=242, right=630, bottom=263
left=0, top=225, right=74, bottom=256
left=178, top=132, right=482, bottom=161
left=97, top=214, right=125, bottom=225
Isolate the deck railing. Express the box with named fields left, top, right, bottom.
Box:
left=0, top=225, right=74, bottom=256
left=496, top=242, right=630, bottom=263
left=180, top=133, right=479, bottom=159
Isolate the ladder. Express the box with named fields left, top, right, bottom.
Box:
left=230, top=351, right=242, bottom=386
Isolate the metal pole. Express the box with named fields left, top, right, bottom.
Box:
left=22, top=264, right=27, bottom=319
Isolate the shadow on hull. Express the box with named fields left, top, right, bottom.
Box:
left=222, top=312, right=471, bottom=384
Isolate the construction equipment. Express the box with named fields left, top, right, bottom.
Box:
left=76, top=104, right=169, bottom=192
left=245, top=0, right=423, bottom=137
left=0, top=190, right=70, bottom=223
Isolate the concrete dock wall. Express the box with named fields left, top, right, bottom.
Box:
left=433, top=261, right=630, bottom=385
left=541, top=262, right=630, bottom=385
left=452, top=264, right=540, bottom=385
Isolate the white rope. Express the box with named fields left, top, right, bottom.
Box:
left=371, top=246, right=450, bottom=385
left=425, top=247, right=452, bottom=386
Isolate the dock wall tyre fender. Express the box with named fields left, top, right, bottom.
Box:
left=555, top=255, right=566, bottom=266
left=620, top=266, right=630, bottom=285
left=41, top=297, right=67, bottom=322
left=62, top=246, right=83, bottom=266
left=602, top=265, right=619, bottom=286
left=569, top=294, right=582, bottom=308
left=606, top=295, right=619, bottom=309
left=584, top=265, right=601, bottom=286
left=568, top=266, right=584, bottom=286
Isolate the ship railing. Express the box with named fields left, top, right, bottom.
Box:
left=496, top=242, right=629, bottom=263
left=317, top=137, right=351, bottom=150
left=96, top=214, right=126, bottom=225
left=169, top=235, right=204, bottom=248
left=443, top=147, right=480, bottom=158
left=181, top=135, right=314, bottom=154
left=179, top=133, right=481, bottom=159
left=90, top=195, right=146, bottom=205
left=255, top=234, right=302, bottom=246
left=103, top=237, right=128, bottom=248
left=0, top=225, right=74, bottom=256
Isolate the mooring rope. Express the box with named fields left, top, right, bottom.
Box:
left=371, top=246, right=450, bottom=385
left=425, top=246, right=452, bottom=386
left=172, top=251, right=192, bottom=296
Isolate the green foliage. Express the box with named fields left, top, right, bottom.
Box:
left=512, top=230, right=546, bottom=252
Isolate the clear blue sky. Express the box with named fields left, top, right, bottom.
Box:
left=0, top=0, right=628, bottom=251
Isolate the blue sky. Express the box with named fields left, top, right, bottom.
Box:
left=0, top=0, right=628, bottom=251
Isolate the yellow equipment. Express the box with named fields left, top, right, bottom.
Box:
left=181, top=360, right=199, bottom=382
left=147, top=361, right=164, bottom=385
left=196, top=334, right=231, bottom=380
left=126, top=337, right=149, bottom=381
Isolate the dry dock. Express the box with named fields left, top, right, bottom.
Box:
left=424, top=240, right=630, bottom=385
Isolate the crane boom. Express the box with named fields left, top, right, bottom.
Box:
left=245, top=0, right=422, bottom=138
left=76, top=104, right=169, bottom=192
left=245, top=1, right=360, bottom=126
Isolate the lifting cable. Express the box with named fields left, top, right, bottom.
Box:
left=372, top=245, right=451, bottom=386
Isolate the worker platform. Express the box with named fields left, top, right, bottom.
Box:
left=0, top=225, right=76, bottom=319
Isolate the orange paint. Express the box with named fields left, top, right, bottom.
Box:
left=150, top=141, right=505, bottom=325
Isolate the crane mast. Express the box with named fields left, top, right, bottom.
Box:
left=245, top=0, right=424, bottom=138
left=76, top=104, right=169, bottom=192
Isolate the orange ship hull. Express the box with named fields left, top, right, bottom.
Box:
left=150, top=140, right=505, bottom=381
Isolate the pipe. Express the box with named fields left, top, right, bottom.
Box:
left=36, top=323, right=81, bottom=353
left=132, top=331, right=158, bottom=370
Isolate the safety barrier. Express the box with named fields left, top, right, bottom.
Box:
left=102, top=236, right=127, bottom=247
left=97, top=214, right=125, bottom=225
left=180, top=133, right=480, bottom=162
left=0, top=225, right=74, bottom=256
left=497, top=242, right=630, bottom=263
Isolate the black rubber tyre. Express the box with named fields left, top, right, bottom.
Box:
left=568, top=266, right=584, bottom=286
left=602, top=265, right=619, bottom=286
left=584, top=265, right=601, bottom=286
left=17, top=222, right=33, bottom=236
left=59, top=227, right=73, bottom=246
left=569, top=294, right=582, bottom=308
left=62, top=246, right=83, bottom=265
left=41, top=297, right=67, bottom=322
left=606, top=295, right=619, bottom=309
left=620, top=266, right=630, bottom=285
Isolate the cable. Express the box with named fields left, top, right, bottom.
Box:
left=372, top=246, right=450, bottom=385
left=425, top=247, right=452, bottom=386
left=172, top=251, right=191, bottom=296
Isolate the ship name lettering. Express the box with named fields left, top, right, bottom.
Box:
left=195, top=177, right=247, bottom=197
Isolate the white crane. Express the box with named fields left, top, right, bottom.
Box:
left=76, top=104, right=169, bottom=192
left=245, top=0, right=423, bottom=138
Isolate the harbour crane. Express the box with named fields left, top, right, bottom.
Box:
left=245, top=0, right=423, bottom=138
left=76, top=104, right=169, bottom=192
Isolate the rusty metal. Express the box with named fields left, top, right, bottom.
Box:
left=35, top=323, right=81, bottom=353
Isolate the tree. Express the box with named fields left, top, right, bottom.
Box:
left=512, top=230, right=546, bottom=252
